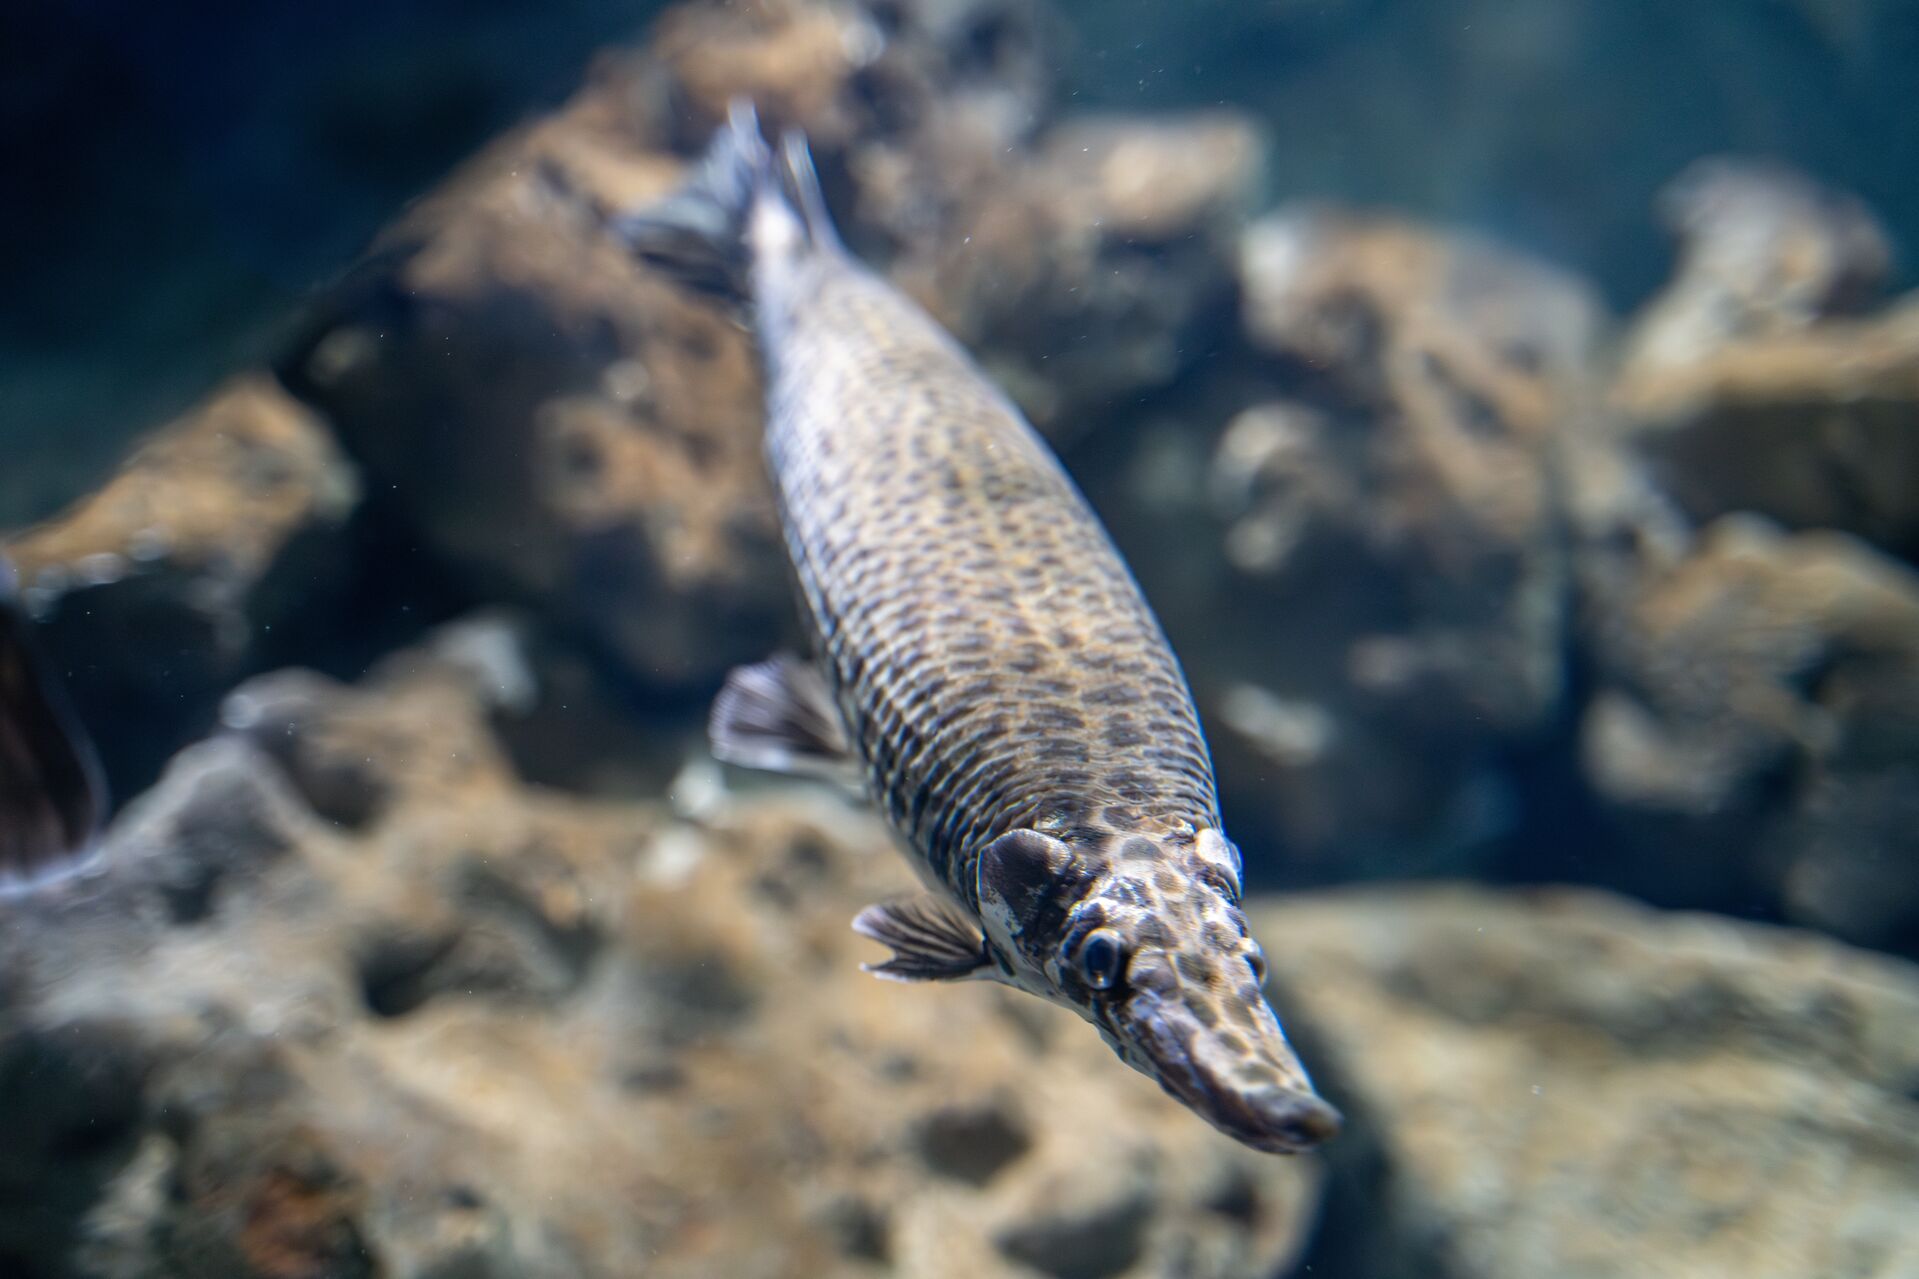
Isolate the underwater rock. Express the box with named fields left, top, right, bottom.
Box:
left=282, top=0, right=1251, bottom=689
left=643, top=0, right=1058, bottom=301
left=1580, top=515, right=1919, bottom=949
left=1233, top=207, right=1606, bottom=717
left=1613, top=161, right=1919, bottom=554
left=0, top=634, right=1320, bottom=1278
left=891, top=111, right=1265, bottom=431
left=1257, top=884, right=1919, bottom=1279
left=650, top=0, right=1254, bottom=430
left=1621, top=157, right=1892, bottom=371
left=1189, top=207, right=1605, bottom=879
left=649, top=0, right=1052, bottom=158
left=283, top=97, right=790, bottom=691
left=0, top=374, right=360, bottom=795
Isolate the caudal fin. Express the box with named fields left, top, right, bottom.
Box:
left=609, top=99, right=841, bottom=299
left=0, top=564, right=106, bottom=896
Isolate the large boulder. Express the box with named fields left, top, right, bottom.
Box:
left=282, top=0, right=1267, bottom=692
left=282, top=97, right=788, bottom=691
left=0, top=374, right=360, bottom=795
left=1158, top=208, right=1607, bottom=880
left=892, top=110, right=1266, bottom=431
left=1256, top=885, right=1919, bottom=1279
left=1579, top=515, right=1919, bottom=948
left=1612, top=161, right=1919, bottom=555
left=0, top=634, right=1321, bottom=1279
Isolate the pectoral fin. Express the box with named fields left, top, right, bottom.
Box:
left=709, top=654, right=856, bottom=783
left=852, top=896, right=993, bottom=982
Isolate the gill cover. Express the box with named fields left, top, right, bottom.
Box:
left=975, top=828, right=1082, bottom=962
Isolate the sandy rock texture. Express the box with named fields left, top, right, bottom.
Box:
left=1571, top=160, right=1919, bottom=950
left=0, top=636, right=1319, bottom=1279
left=893, top=111, right=1264, bottom=431
left=282, top=94, right=787, bottom=691
left=1103, top=207, right=1607, bottom=882
left=1232, top=203, right=1602, bottom=729
left=1257, top=885, right=1919, bottom=1279
left=1613, top=160, right=1919, bottom=555
left=1579, top=517, right=1919, bottom=948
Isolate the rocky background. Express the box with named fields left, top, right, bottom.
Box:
left=3, top=1, right=1918, bottom=1277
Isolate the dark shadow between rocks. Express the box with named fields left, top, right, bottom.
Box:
left=913, top=1098, right=1033, bottom=1185
left=995, top=1190, right=1152, bottom=1279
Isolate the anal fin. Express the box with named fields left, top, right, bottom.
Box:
left=709, top=654, right=856, bottom=783
left=852, top=896, right=993, bottom=982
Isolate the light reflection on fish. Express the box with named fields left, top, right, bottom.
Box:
left=621, top=105, right=1340, bottom=1154
left=0, top=558, right=106, bottom=896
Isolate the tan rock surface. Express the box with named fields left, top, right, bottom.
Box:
left=1195, top=207, right=1606, bottom=876
left=0, top=637, right=1320, bottom=1278
left=2, top=373, right=356, bottom=597
left=1612, top=161, right=1919, bottom=553
left=0, top=373, right=360, bottom=789
left=285, top=96, right=789, bottom=689
left=893, top=111, right=1265, bottom=429
left=282, top=0, right=1259, bottom=686
left=1233, top=206, right=1604, bottom=730
left=1255, top=885, right=1919, bottom=1279
left=1620, top=157, right=1891, bottom=372
left=1580, top=515, right=1919, bottom=946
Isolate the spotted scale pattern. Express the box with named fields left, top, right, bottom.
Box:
left=756, top=254, right=1217, bottom=907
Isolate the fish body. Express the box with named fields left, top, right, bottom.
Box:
left=626, top=108, right=1339, bottom=1154
left=0, top=559, right=106, bottom=894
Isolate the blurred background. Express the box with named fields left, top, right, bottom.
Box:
left=7, top=0, right=1915, bottom=521
left=2, top=2, right=1916, bottom=1277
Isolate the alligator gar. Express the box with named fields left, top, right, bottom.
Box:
left=621, top=104, right=1340, bottom=1154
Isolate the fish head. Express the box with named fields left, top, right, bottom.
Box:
left=976, top=825, right=1340, bottom=1155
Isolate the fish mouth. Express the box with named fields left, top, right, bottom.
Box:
left=1118, top=992, right=1342, bottom=1155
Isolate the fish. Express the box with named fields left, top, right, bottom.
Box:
left=0, top=558, right=107, bottom=896
left=619, top=104, right=1341, bottom=1155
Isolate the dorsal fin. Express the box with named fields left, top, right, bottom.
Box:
left=774, top=129, right=842, bottom=251
left=608, top=99, right=770, bottom=300
left=608, top=102, right=847, bottom=298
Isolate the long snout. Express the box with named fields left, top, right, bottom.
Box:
left=1118, top=989, right=1342, bottom=1155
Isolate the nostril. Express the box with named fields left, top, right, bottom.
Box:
left=1274, top=1098, right=1350, bottom=1144
left=1266, top=1094, right=1342, bottom=1151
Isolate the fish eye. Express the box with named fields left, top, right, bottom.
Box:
left=1076, top=928, right=1126, bottom=990
left=1244, top=947, right=1269, bottom=985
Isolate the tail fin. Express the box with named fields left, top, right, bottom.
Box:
left=610, top=99, right=841, bottom=300
left=0, top=562, right=107, bottom=896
